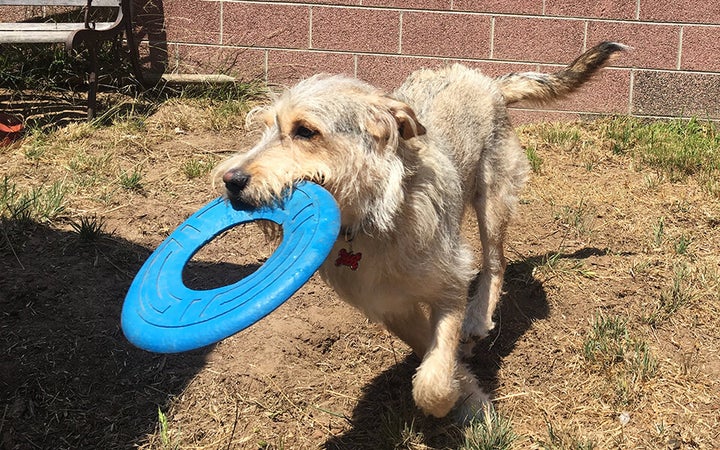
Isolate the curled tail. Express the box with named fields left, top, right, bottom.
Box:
left=497, top=41, right=628, bottom=105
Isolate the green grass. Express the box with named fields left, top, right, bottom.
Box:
left=653, top=217, right=665, bottom=248
left=529, top=117, right=720, bottom=197
left=157, top=407, right=179, bottom=450
left=460, top=404, right=518, bottom=450
left=182, top=158, right=216, bottom=179
left=603, top=117, right=720, bottom=195
left=380, top=412, right=426, bottom=449
left=674, top=234, right=692, bottom=255
left=583, top=314, right=658, bottom=405
left=118, top=167, right=144, bottom=191
left=643, top=264, right=693, bottom=328
left=538, top=422, right=596, bottom=450
left=555, top=198, right=594, bottom=237
left=538, top=125, right=583, bottom=151
left=526, top=144, right=543, bottom=174
left=0, top=176, right=66, bottom=223
left=70, top=215, right=106, bottom=242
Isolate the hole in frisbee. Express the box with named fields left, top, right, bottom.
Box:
left=182, top=220, right=282, bottom=291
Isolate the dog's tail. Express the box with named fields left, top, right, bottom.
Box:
left=497, top=41, right=628, bottom=105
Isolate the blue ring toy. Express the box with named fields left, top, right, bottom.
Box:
left=121, top=181, right=340, bottom=353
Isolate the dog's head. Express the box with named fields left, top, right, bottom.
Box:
left=213, top=74, right=426, bottom=232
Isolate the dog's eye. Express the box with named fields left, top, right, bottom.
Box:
left=294, top=125, right=318, bottom=140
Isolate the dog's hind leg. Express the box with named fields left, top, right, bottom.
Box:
left=463, top=139, right=527, bottom=342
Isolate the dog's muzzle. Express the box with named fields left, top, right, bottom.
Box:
left=222, top=169, right=250, bottom=196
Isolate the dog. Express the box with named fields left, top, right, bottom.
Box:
left=213, top=42, right=626, bottom=419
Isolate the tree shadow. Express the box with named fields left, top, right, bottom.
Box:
left=0, top=219, right=253, bottom=449
left=324, top=247, right=608, bottom=449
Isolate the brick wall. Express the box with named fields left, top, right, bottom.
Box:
left=4, top=0, right=720, bottom=122
left=149, top=0, right=720, bottom=122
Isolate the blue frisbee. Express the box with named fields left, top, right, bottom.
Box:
left=121, top=181, right=340, bottom=353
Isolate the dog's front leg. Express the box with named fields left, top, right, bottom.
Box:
left=411, top=297, right=465, bottom=418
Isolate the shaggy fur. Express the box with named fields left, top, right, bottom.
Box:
left=213, top=42, right=626, bottom=419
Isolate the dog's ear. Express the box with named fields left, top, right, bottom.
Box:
left=384, top=97, right=427, bottom=140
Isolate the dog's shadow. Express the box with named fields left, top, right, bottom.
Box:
left=324, top=247, right=608, bottom=449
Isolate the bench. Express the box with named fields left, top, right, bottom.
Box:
left=0, top=0, right=143, bottom=119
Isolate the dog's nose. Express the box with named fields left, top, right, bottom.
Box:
left=222, top=169, right=250, bottom=195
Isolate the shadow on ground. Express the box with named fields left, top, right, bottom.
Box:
left=324, top=248, right=606, bottom=449
left=0, top=219, right=247, bottom=449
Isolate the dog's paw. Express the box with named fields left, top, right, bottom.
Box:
left=451, top=392, right=493, bottom=425
left=412, top=364, right=461, bottom=418
left=452, top=365, right=492, bottom=424
left=461, top=314, right=495, bottom=341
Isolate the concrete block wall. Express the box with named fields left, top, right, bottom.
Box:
left=149, top=0, right=720, bottom=122
left=3, top=0, right=720, bottom=122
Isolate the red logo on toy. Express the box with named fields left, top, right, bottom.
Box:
left=335, top=248, right=362, bottom=270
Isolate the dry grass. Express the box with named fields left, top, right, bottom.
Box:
left=1, top=98, right=719, bottom=449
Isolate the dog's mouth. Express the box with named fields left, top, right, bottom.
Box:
left=307, top=173, right=327, bottom=187
left=223, top=174, right=330, bottom=210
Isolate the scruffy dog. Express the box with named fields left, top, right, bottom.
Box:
left=214, top=42, right=626, bottom=419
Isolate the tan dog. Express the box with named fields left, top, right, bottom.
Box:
left=214, top=42, right=626, bottom=419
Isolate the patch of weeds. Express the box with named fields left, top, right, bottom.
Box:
left=526, top=144, right=543, bottom=174
left=1, top=177, right=67, bottom=223
left=644, top=264, right=693, bottom=328
left=461, top=404, right=517, bottom=450
left=555, top=198, right=594, bottom=237
left=70, top=215, right=106, bottom=243
left=674, top=234, right=692, bottom=255
left=529, top=249, right=597, bottom=280
left=539, top=124, right=582, bottom=151
left=606, top=117, right=720, bottom=196
left=643, top=171, right=664, bottom=191
left=35, top=181, right=67, bottom=220
left=119, top=167, right=143, bottom=192
left=537, top=421, right=596, bottom=450
left=67, top=151, right=113, bottom=179
left=603, top=116, right=639, bottom=155
left=182, top=158, right=216, bottom=179
left=653, top=217, right=665, bottom=248
left=157, top=407, right=179, bottom=450
left=583, top=314, right=658, bottom=405
left=380, top=410, right=426, bottom=449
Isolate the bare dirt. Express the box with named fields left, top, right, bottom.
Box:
left=1, top=109, right=718, bottom=450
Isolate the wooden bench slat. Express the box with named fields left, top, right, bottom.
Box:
left=0, top=0, right=120, bottom=6
left=0, top=30, right=72, bottom=43
left=0, top=22, right=116, bottom=31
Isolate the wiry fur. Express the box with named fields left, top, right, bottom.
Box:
left=213, top=42, right=626, bottom=419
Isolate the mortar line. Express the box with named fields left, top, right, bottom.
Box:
left=677, top=25, right=684, bottom=70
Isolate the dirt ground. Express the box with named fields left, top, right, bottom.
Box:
left=1, top=107, right=718, bottom=449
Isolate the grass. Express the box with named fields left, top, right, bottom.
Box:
left=70, top=214, right=106, bottom=242
left=182, top=158, right=217, bottom=180
left=554, top=198, right=594, bottom=238
left=583, top=314, right=658, bottom=405
left=157, top=407, right=179, bottom=450
left=643, top=263, right=693, bottom=328
left=0, top=176, right=66, bottom=223
left=2, top=50, right=719, bottom=448
left=602, top=117, right=720, bottom=195
left=525, top=145, right=543, bottom=174
left=460, top=404, right=517, bottom=450
left=653, top=216, right=665, bottom=248
left=526, top=117, right=720, bottom=198
left=119, top=167, right=144, bottom=191
left=538, top=422, right=596, bottom=450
